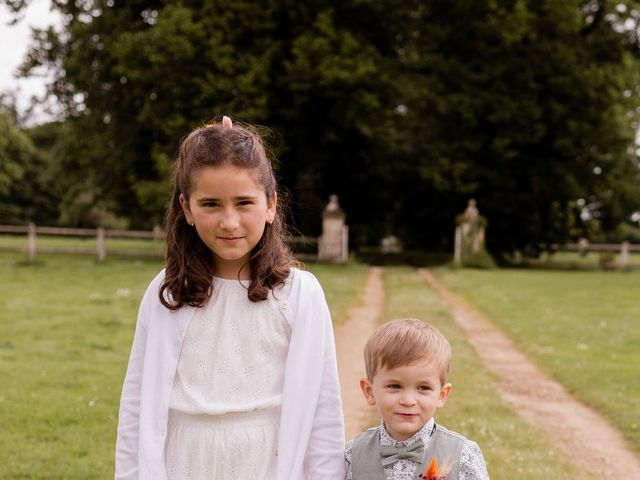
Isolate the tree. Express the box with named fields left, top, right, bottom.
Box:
left=0, top=111, right=58, bottom=224
left=5, top=0, right=640, bottom=255
left=381, top=0, right=640, bottom=252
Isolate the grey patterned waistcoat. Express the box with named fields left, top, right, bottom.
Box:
left=351, top=424, right=464, bottom=479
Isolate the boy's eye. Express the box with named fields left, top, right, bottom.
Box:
left=386, top=384, right=401, bottom=389
left=418, top=385, right=432, bottom=391
left=238, top=200, right=254, bottom=206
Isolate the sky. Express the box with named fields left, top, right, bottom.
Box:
left=0, top=0, right=61, bottom=122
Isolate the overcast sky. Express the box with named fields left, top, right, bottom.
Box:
left=0, top=0, right=61, bottom=121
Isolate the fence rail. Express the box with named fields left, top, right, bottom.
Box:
left=0, top=223, right=165, bottom=262
left=551, top=241, right=639, bottom=268
left=0, top=224, right=164, bottom=239
left=0, top=223, right=325, bottom=262
left=554, top=242, right=640, bottom=253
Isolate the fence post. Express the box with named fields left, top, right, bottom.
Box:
left=97, top=227, right=106, bottom=262
left=153, top=224, right=163, bottom=241
left=28, top=222, right=37, bottom=262
left=620, top=241, right=629, bottom=269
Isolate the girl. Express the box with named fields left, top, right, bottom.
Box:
left=115, top=116, right=345, bottom=479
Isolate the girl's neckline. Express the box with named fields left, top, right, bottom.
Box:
left=213, top=275, right=251, bottom=283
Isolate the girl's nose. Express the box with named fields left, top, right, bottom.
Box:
left=220, top=208, right=240, bottom=231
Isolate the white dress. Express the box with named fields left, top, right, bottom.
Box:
left=165, top=277, right=291, bottom=479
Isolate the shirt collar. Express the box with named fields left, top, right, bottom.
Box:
left=379, top=418, right=436, bottom=447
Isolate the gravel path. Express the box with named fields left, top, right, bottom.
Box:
left=335, top=266, right=384, bottom=441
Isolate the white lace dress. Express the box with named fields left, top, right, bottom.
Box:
left=165, top=277, right=291, bottom=479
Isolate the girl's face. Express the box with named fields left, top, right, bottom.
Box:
left=180, top=164, right=276, bottom=279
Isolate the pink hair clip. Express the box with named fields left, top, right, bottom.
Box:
left=222, top=115, right=233, bottom=128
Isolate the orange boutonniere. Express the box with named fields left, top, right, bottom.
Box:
left=416, top=458, right=452, bottom=480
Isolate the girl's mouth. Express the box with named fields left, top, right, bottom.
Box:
left=219, top=236, right=243, bottom=243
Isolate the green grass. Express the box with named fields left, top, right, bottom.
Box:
left=304, top=259, right=370, bottom=324
left=0, top=253, right=368, bottom=478
left=433, top=267, right=640, bottom=455
left=381, top=267, right=592, bottom=480
left=1, top=253, right=163, bottom=478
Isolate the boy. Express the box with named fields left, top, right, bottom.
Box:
left=345, top=318, right=489, bottom=479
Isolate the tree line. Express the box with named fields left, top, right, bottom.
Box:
left=2, top=0, right=640, bottom=255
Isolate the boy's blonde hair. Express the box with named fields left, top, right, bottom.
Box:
left=364, top=318, right=451, bottom=384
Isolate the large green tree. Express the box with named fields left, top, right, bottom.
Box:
left=5, top=0, right=640, bottom=253
left=384, top=0, right=640, bottom=252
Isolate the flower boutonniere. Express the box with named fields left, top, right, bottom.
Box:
left=416, top=458, right=452, bottom=480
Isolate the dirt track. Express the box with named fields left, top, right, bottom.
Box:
left=334, top=267, right=383, bottom=440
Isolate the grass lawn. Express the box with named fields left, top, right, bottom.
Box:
left=382, top=267, right=592, bottom=479
left=0, top=252, right=368, bottom=478
left=433, top=267, right=640, bottom=455
left=304, top=259, right=370, bottom=324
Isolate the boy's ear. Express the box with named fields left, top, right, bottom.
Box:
left=359, top=378, right=376, bottom=406
left=437, top=383, right=453, bottom=408
left=179, top=193, right=194, bottom=225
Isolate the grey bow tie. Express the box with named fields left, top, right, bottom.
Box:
left=380, top=438, right=425, bottom=466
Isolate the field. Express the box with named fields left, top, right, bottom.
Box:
left=2, top=250, right=638, bottom=478
left=0, top=252, right=367, bottom=478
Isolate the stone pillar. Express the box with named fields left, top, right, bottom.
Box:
left=454, top=199, right=492, bottom=267
left=454, top=226, right=462, bottom=266
left=318, top=195, right=347, bottom=263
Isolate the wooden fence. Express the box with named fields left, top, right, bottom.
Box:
left=0, top=223, right=323, bottom=262
left=0, top=223, right=165, bottom=262
left=552, top=241, right=640, bottom=268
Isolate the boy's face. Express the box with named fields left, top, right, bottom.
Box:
left=360, top=358, right=452, bottom=441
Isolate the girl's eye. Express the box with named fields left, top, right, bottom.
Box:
left=418, top=385, right=432, bottom=391
left=238, top=200, right=253, bottom=206
left=387, top=384, right=401, bottom=390
left=203, top=202, right=219, bottom=208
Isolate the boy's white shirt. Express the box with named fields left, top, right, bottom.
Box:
left=115, top=268, right=346, bottom=480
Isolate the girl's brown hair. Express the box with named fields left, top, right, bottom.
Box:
left=160, top=119, right=298, bottom=310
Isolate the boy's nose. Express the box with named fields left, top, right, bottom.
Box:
left=399, top=392, right=417, bottom=406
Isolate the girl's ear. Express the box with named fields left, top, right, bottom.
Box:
left=437, top=383, right=453, bottom=408
left=360, top=378, right=376, bottom=406
left=266, top=191, right=277, bottom=224
left=179, top=193, right=194, bottom=225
